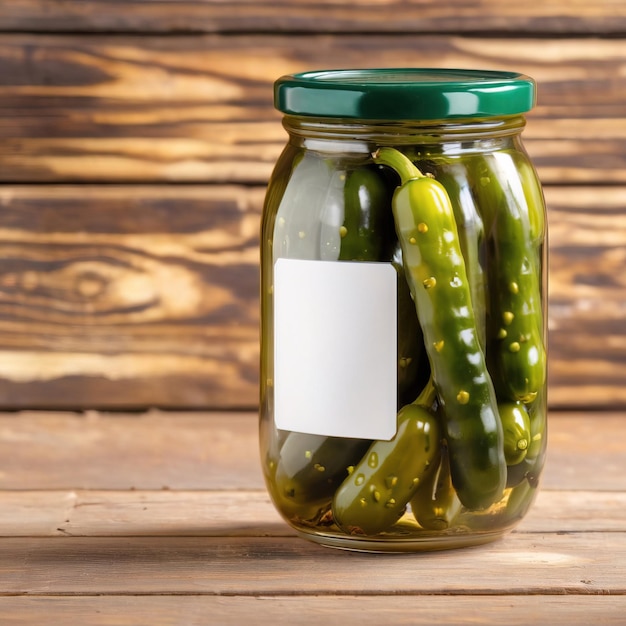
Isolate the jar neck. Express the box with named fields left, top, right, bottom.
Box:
left=283, top=115, right=527, bottom=155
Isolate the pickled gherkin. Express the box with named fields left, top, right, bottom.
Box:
left=411, top=443, right=462, bottom=531
left=471, top=153, right=547, bottom=404
left=270, top=433, right=371, bottom=521
left=332, top=379, right=440, bottom=535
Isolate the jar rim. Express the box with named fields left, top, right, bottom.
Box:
left=274, top=68, right=536, bottom=121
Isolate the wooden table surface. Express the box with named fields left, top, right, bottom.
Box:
left=0, top=410, right=625, bottom=625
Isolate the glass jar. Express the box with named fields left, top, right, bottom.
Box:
left=260, top=69, right=547, bottom=552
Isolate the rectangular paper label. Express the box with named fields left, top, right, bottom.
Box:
left=274, top=258, right=397, bottom=440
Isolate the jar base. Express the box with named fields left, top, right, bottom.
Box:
left=294, top=526, right=511, bottom=553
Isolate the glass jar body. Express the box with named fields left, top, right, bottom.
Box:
left=260, top=116, right=547, bottom=552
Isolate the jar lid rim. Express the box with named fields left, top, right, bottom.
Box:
left=274, top=68, right=536, bottom=120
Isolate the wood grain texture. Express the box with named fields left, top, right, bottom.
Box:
left=0, top=185, right=261, bottom=408
left=0, top=34, right=625, bottom=184
left=1, top=596, right=625, bottom=626
left=0, top=411, right=625, bottom=625
left=0, top=12, right=623, bottom=410
left=0, top=411, right=263, bottom=490
left=0, top=184, right=623, bottom=409
left=546, top=186, right=626, bottom=407
left=0, top=411, right=623, bottom=491
left=1, top=488, right=625, bottom=538
left=0, top=533, right=624, bottom=595
left=0, top=490, right=286, bottom=538
left=2, top=0, right=626, bottom=34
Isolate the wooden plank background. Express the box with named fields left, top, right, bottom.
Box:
left=0, top=2, right=624, bottom=409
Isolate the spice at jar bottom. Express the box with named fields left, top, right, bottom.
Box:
left=260, top=68, right=547, bottom=552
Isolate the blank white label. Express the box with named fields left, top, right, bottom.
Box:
left=274, top=258, right=397, bottom=440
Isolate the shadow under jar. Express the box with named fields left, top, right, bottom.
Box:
left=260, top=69, right=548, bottom=552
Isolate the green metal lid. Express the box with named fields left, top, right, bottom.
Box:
left=274, top=68, right=536, bottom=120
